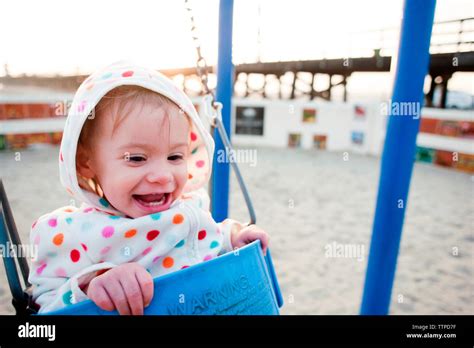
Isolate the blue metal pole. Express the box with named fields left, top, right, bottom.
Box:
left=211, top=0, right=234, bottom=222
left=360, top=0, right=436, bottom=315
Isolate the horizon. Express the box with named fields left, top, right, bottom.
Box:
left=0, top=0, right=473, bottom=96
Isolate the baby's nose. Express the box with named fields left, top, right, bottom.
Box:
left=146, top=171, right=173, bottom=185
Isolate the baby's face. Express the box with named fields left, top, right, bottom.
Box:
left=86, top=100, right=190, bottom=218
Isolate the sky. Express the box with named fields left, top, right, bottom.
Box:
left=1, top=0, right=473, bottom=97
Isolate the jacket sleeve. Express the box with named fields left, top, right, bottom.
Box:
left=28, top=213, right=116, bottom=314
left=181, top=189, right=244, bottom=255
left=216, top=218, right=243, bottom=254
left=183, top=204, right=245, bottom=258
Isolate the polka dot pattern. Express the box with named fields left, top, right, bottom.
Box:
left=36, top=263, right=47, bottom=275
left=142, top=247, right=152, bottom=256
left=53, top=233, right=64, bottom=246
left=150, top=213, right=161, bottom=220
left=146, top=230, right=160, bottom=241
left=100, top=246, right=111, bottom=255
left=102, top=226, right=114, bottom=238
left=163, top=257, right=174, bottom=268
left=99, top=198, right=109, bottom=207
left=124, top=229, right=137, bottom=238
left=198, top=230, right=207, bottom=240
left=70, top=249, right=80, bottom=262
left=55, top=268, right=67, bottom=277
left=48, top=218, right=57, bottom=228
left=62, top=291, right=73, bottom=305
left=173, top=214, right=184, bottom=224
left=196, top=160, right=205, bottom=168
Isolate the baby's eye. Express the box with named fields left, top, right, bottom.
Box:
left=125, top=154, right=147, bottom=162
left=168, top=154, right=184, bottom=161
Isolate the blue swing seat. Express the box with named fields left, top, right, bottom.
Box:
left=40, top=240, right=283, bottom=315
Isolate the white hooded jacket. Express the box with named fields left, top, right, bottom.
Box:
left=28, top=62, right=237, bottom=313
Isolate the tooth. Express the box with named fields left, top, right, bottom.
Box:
left=136, top=193, right=167, bottom=207
left=145, top=195, right=165, bottom=206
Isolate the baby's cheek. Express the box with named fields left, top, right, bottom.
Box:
left=104, top=169, right=136, bottom=200
left=177, top=163, right=188, bottom=192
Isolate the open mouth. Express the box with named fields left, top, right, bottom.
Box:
left=132, top=192, right=172, bottom=213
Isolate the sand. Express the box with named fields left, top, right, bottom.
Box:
left=0, top=145, right=472, bottom=314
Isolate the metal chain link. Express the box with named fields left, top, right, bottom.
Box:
left=183, top=0, right=257, bottom=225
left=184, top=0, right=217, bottom=111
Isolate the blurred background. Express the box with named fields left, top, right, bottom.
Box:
left=0, top=0, right=473, bottom=315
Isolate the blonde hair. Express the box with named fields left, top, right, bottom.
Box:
left=76, top=85, right=191, bottom=195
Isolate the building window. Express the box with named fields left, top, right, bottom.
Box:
left=313, top=135, right=327, bottom=149
left=302, top=108, right=317, bottom=123
left=351, top=131, right=364, bottom=145
left=288, top=133, right=302, bottom=148
left=354, top=105, right=366, bottom=119
left=235, top=106, right=264, bottom=135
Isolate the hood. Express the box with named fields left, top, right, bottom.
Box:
left=58, top=61, right=214, bottom=216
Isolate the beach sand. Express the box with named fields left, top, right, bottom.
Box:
left=0, top=145, right=472, bottom=314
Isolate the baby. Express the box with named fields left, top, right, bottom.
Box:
left=28, top=61, right=269, bottom=315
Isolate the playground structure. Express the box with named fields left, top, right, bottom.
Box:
left=208, top=0, right=440, bottom=315
left=0, top=0, right=465, bottom=315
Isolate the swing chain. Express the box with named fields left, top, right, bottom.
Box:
left=183, top=1, right=257, bottom=226
left=184, top=0, right=218, bottom=118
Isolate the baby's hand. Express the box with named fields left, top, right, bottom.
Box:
left=86, top=262, right=154, bottom=315
left=231, top=224, right=270, bottom=255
